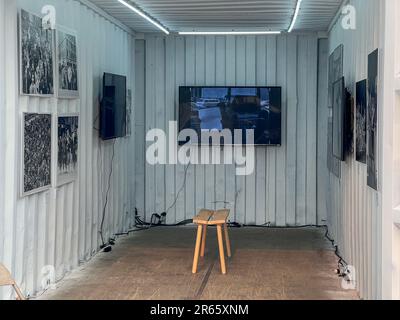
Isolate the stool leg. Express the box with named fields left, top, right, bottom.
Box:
left=192, top=225, right=203, bottom=274
left=224, top=223, right=232, bottom=258
left=13, top=284, right=25, bottom=300
left=200, top=225, right=207, bottom=257
left=216, top=225, right=226, bottom=274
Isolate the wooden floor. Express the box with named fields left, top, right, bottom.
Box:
left=38, top=227, right=359, bottom=300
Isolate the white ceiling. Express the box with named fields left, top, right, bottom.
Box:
left=87, top=0, right=343, bottom=33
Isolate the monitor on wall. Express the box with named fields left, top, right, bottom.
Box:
left=100, top=73, right=127, bottom=140
left=179, top=86, right=282, bottom=145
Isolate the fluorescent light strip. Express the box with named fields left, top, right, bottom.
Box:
left=118, top=0, right=169, bottom=34
left=179, top=31, right=281, bottom=35
left=288, top=0, right=302, bottom=33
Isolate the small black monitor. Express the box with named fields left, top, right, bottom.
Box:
left=100, top=73, right=127, bottom=140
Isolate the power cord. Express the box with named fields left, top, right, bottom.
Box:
left=165, top=163, right=191, bottom=215
left=99, top=140, right=116, bottom=251
left=227, top=221, right=348, bottom=274
left=114, top=207, right=348, bottom=278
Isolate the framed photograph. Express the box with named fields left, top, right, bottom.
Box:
left=332, top=77, right=345, bottom=161
left=343, top=89, right=354, bottom=158
left=367, top=49, right=378, bottom=190
left=328, top=44, right=344, bottom=108
left=356, top=80, right=367, bottom=164
left=327, top=44, right=344, bottom=177
left=126, top=89, right=132, bottom=137
left=57, top=26, right=79, bottom=98
left=57, top=115, right=79, bottom=186
left=21, top=113, right=52, bottom=197
left=19, top=9, right=55, bottom=96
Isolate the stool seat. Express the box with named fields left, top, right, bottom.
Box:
left=192, top=209, right=231, bottom=274
left=193, top=209, right=229, bottom=225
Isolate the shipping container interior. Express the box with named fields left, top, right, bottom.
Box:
left=0, top=0, right=400, bottom=300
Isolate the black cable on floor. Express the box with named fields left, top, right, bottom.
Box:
left=228, top=222, right=349, bottom=271
left=113, top=210, right=349, bottom=275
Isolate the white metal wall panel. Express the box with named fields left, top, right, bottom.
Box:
left=0, top=0, right=135, bottom=299
left=317, top=38, right=329, bottom=227
left=327, top=0, right=384, bottom=300
left=135, top=33, right=321, bottom=226
left=0, top=0, right=6, bottom=300
left=392, top=0, right=400, bottom=301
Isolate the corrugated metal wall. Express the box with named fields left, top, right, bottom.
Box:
left=0, top=0, right=6, bottom=292
left=0, top=0, right=135, bottom=299
left=392, top=0, right=400, bottom=300
left=317, top=38, right=329, bottom=231
left=135, top=34, right=325, bottom=226
left=327, top=0, right=383, bottom=300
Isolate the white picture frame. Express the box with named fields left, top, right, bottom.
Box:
left=19, top=9, right=55, bottom=97
left=56, top=114, right=79, bottom=186
left=21, top=112, right=53, bottom=197
left=56, top=25, right=79, bottom=99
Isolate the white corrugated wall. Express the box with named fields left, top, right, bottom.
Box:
left=0, top=0, right=136, bottom=299
left=0, top=0, right=6, bottom=292
left=135, top=34, right=324, bottom=227
left=326, top=0, right=384, bottom=300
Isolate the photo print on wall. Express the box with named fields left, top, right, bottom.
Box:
left=22, top=113, right=52, bottom=196
left=367, top=49, right=378, bottom=190
left=329, top=44, right=344, bottom=108
left=19, top=9, right=55, bottom=96
left=57, top=115, right=79, bottom=186
left=57, top=27, right=79, bottom=98
left=126, top=89, right=132, bottom=137
left=356, top=80, right=367, bottom=163
left=327, top=44, right=344, bottom=177
left=343, top=88, right=355, bottom=159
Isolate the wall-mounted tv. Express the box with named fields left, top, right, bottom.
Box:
left=100, top=73, right=127, bottom=140
left=179, top=86, right=282, bottom=145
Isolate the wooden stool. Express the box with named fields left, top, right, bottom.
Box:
left=192, top=209, right=231, bottom=274
left=0, top=263, right=25, bottom=300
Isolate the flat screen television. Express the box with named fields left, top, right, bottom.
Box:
left=179, top=86, right=282, bottom=145
left=100, top=73, right=127, bottom=140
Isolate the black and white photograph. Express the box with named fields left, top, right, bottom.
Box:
left=19, top=9, right=54, bottom=96
left=22, top=113, right=52, bottom=196
left=57, top=115, right=79, bottom=185
left=367, top=49, right=378, bottom=190
left=328, top=44, right=344, bottom=108
left=57, top=27, right=79, bottom=98
left=332, top=77, right=345, bottom=161
left=356, top=80, right=367, bottom=163
left=126, top=89, right=132, bottom=137
left=327, top=44, right=343, bottom=177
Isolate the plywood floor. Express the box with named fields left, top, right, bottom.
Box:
left=38, top=227, right=359, bottom=300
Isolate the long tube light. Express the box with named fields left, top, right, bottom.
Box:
left=288, top=0, right=302, bottom=33
left=179, top=31, right=281, bottom=35
left=118, top=0, right=169, bottom=34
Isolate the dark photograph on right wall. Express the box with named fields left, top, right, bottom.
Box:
left=356, top=80, right=367, bottom=163
left=367, top=49, right=378, bottom=190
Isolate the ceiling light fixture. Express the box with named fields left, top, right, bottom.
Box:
left=118, top=0, right=169, bottom=35
left=178, top=31, right=282, bottom=35
left=288, top=0, right=302, bottom=33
